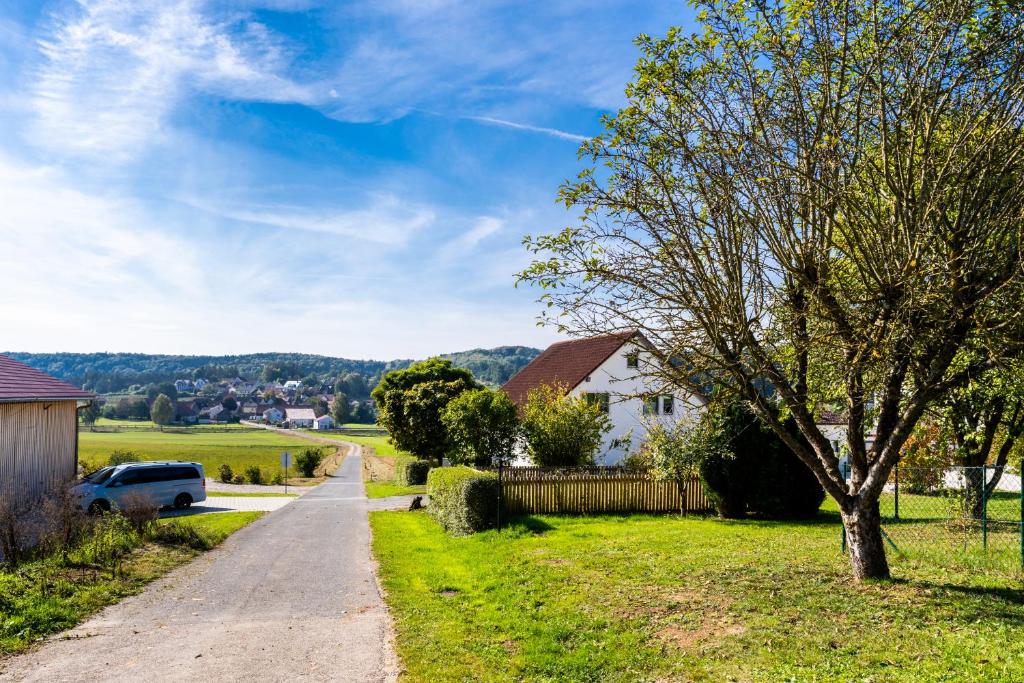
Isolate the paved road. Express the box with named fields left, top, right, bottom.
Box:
left=160, top=495, right=297, bottom=517
left=0, top=450, right=399, bottom=683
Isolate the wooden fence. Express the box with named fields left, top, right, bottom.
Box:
left=494, top=467, right=712, bottom=515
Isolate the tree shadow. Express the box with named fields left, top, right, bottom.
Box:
left=501, top=516, right=555, bottom=535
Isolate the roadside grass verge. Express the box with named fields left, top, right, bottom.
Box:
left=361, top=452, right=425, bottom=499
left=370, top=510, right=1024, bottom=682
left=0, top=511, right=262, bottom=656
left=78, top=430, right=336, bottom=484
left=364, top=481, right=426, bottom=499
left=310, top=431, right=407, bottom=457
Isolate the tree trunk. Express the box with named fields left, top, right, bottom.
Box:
left=842, top=500, right=890, bottom=580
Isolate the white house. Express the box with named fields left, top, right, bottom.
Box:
left=262, top=407, right=284, bottom=424
left=502, top=330, right=705, bottom=464
left=313, top=414, right=334, bottom=430
left=285, top=407, right=316, bottom=428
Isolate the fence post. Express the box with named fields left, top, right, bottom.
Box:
left=982, top=465, right=988, bottom=552
left=1019, top=457, right=1023, bottom=572
left=496, top=458, right=503, bottom=533
left=894, top=462, right=900, bottom=521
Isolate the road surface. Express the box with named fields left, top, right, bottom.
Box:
left=0, top=449, right=399, bottom=683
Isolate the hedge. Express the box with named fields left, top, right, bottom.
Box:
left=427, top=467, right=500, bottom=535
left=395, top=457, right=432, bottom=486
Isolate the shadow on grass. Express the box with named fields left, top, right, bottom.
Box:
left=500, top=516, right=555, bottom=535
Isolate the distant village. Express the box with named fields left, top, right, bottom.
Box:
left=93, top=375, right=376, bottom=428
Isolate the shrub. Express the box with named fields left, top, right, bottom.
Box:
left=0, top=498, right=37, bottom=567
left=698, top=400, right=825, bottom=520
left=268, top=471, right=283, bottom=486
left=150, top=521, right=213, bottom=550
left=218, top=464, right=234, bottom=484
left=396, top=457, right=432, bottom=486
left=38, top=484, right=93, bottom=560
left=521, top=383, right=611, bottom=466
left=116, top=493, right=160, bottom=534
left=108, top=449, right=139, bottom=466
left=244, top=466, right=263, bottom=485
left=78, top=513, right=138, bottom=569
left=441, top=388, right=520, bottom=467
left=427, top=467, right=500, bottom=535
left=232, top=474, right=246, bottom=485
left=295, top=448, right=325, bottom=478
left=78, top=455, right=104, bottom=477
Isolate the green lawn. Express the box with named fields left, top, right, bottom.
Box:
left=364, top=481, right=427, bottom=499
left=0, top=511, right=261, bottom=654
left=78, top=430, right=326, bottom=478
left=371, top=510, right=1024, bottom=682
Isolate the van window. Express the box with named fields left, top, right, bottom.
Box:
left=169, top=466, right=201, bottom=480
left=110, top=469, right=143, bottom=487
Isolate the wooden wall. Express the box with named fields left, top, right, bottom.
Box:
left=0, top=401, right=77, bottom=504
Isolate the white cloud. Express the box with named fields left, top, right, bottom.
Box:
left=28, top=0, right=319, bottom=162
left=180, top=193, right=435, bottom=246
left=438, top=215, right=503, bottom=260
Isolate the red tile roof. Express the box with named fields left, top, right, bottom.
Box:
left=502, top=331, right=638, bottom=407
left=0, top=354, right=95, bottom=403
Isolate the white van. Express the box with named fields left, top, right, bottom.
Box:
left=74, top=461, right=207, bottom=513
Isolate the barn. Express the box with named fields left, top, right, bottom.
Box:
left=0, top=354, right=94, bottom=502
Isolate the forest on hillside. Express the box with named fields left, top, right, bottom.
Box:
left=6, top=346, right=540, bottom=396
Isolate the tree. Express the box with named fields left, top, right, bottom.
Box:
left=331, top=391, right=350, bottom=425
left=221, top=396, right=238, bottom=413
left=146, top=382, right=177, bottom=402
left=80, top=401, right=101, bottom=428
left=309, top=396, right=329, bottom=417
left=934, top=355, right=1024, bottom=517
left=639, top=416, right=726, bottom=515
left=441, top=388, right=520, bottom=467
left=372, top=359, right=480, bottom=463
left=150, top=394, right=174, bottom=430
left=520, top=384, right=611, bottom=466
left=520, top=1, right=1024, bottom=579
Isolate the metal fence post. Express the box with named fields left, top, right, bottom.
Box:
left=982, top=465, right=988, bottom=552
left=894, top=462, right=900, bottom=521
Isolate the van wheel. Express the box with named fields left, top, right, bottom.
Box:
left=88, top=499, right=110, bottom=515
left=173, top=493, right=193, bottom=510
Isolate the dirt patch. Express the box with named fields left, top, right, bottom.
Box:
left=363, top=453, right=396, bottom=482
left=619, top=585, right=746, bottom=652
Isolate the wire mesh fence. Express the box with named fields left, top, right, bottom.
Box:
left=844, top=465, right=1023, bottom=573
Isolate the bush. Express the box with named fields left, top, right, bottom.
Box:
left=441, top=388, right=520, bottom=467
left=232, top=474, right=246, bottom=485
left=427, top=467, right=500, bottom=535
left=78, top=513, right=138, bottom=568
left=116, top=493, right=160, bottom=533
left=294, top=448, right=325, bottom=478
left=268, top=471, right=283, bottom=486
left=244, top=466, right=263, bottom=485
left=396, top=457, right=432, bottom=485
left=78, top=455, right=105, bottom=477
left=698, top=401, right=825, bottom=520
left=150, top=521, right=213, bottom=550
left=108, top=450, right=139, bottom=466
left=521, top=383, right=611, bottom=466
left=218, top=464, right=234, bottom=484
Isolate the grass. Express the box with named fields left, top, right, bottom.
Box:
left=307, top=431, right=407, bottom=457
left=0, top=511, right=261, bottom=655
left=205, top=491, right=298, bottom=498
left=371, top=509, right=1024, bottom=682
left=365, top=481, right=427, bottom=499
left=78, top=429, right=334, bottom=481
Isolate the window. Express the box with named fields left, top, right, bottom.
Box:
left=643, top=395, right=659, bottom=415
left=626, top=352, right=639, bottom=369
left=583, top=392, right=610, bottom=414
left=661, top=395, right=674, bottom=415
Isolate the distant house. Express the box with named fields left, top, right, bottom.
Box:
left=173, top=379, right=192, bottom=394
left=502, top=331, right=705, bottom=465
left=283, top=380, right=302, bottom=392
left=0, top=355, right=95, bottom=502
left=174, top=400, right=198, bottom=424
left=263, top=407, right=284, bottom=424
left=313, top=414, right=334, bottom=430
left=285, top=407, right=316, bottom=428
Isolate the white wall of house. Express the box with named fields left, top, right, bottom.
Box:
left=313, top=415, right=333, bottom=430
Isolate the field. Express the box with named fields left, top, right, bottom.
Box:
left=371, top=509, right=1024, bottom=682
left=305, top=430, right=406, bottom=457
left=78, top=429, right=331, bottom=479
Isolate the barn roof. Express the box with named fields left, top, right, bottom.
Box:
left=0, top=354, right=95, bottom=403
left=501, top=331, right=639, bottom=407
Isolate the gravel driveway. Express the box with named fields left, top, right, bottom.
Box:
left=0, top=448, right=399, bottom=683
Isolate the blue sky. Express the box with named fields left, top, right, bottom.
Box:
left=0, top=0, right=692, bottom=359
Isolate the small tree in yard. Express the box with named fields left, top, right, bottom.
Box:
left=150, top=394, right=174, bottom=430
left=441, top=388, right=520, bottom=467
left=372, top=359, right=480, bottom=464
left=520, top=1, right=1024, bottom=579
left=521, top=384, right=611, bottom=466
left=80, top=401, right=101, bottom=429
left=640, top=418, right=727, bottom=515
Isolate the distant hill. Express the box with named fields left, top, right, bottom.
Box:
left=5, top=346, right=541, bottom=395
